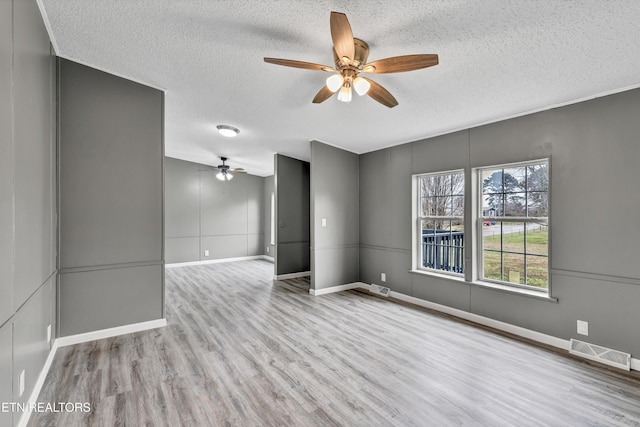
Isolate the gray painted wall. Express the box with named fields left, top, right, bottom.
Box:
left=58, top=58, right=164, bottom=336
left=275, top=154, right=310, bottom=276
left=165, top=157, right=265, bottom=264
left=360, top=88, right=640, bottom=357
left=0, top=0, right=13, bottom=329
left=263, top=175, right=275, bottom=259
left=310, top=141, right=359, bottom=290
left=0, top=1, right=56, bottom=425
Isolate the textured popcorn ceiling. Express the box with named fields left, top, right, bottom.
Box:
left=40, top=0, right=640, bottom=176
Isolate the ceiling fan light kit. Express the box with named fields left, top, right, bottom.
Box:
left=264, top=11, right=439, bottom=108
left=216, top=171, right=233, bottom=181
left=213, top=157, right=246, bottom=181
left=353, top=76, right=370, bottom=96
left=337, top=83, right=352, bottom=102
left=326, top=74, right=343, bottom=92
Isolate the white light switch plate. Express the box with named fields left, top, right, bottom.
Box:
left=321, top=218, right=327, bottom=227
left=577, top=320, right=589, bottom=336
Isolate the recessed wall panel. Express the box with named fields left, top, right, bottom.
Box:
left=58, top=59, right=163, bottom=269
left=59, top=265, right=163, bottom=336
left=200, top=172, right=249, bottom=237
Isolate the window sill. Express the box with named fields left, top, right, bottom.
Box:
left=409, top=268, right=466, bottom=283
left=408, top=269, right=558, bottom=303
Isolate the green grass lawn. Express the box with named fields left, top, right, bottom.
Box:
left=483, top=227, right=548, bottom=288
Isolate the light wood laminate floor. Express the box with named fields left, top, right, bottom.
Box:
left=31, top=260, right=640, bottom=426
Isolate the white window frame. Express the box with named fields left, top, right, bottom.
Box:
left=413, top=169, right=465, bottom=277
left=476, top=159, right=549, bottom=292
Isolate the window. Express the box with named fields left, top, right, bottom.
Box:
left=416, top=170, right=465, bottom=274
left=412, top=159, right=550, bottom=296
left=270, top=192, right=275, bottom=245
left=479, top=160, right=549, bottom=290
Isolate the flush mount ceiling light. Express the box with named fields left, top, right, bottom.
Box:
left=216, top=125, right=240, bottom=137
left=264, top=11, right=439, bottom=108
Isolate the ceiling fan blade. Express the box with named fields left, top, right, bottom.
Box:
left=230, top=168, right=246, bottom=173
left=330, top=12, right=355, bottom=64
left=362, top=77, right=398, bottom=108
left=364, top=54, right=439, bottom=74
left=312, top=85, right=335, bottom=104
left=264, top=58, right=335, bottom=72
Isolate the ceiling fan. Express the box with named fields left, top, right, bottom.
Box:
left=213, top=157, right=246, bottom=181
left=264, top=11, right=439, bottom=108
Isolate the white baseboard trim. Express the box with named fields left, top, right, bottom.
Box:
left=310, top=282, right=367, bottom=296
left=56, top=318, right=167, bottom=348
left=382, top=289, right=569, bottom=350
left=359, top=283, right=640, bottom=371
left=16, top=317, right=167, bottom=427
left=274, top=271, right=311, bottom=280
left=358, top=285, right=640, bottom=371
left=263, top=255, right=274, bottom=263
left=165, top=255, right=270, bottom=268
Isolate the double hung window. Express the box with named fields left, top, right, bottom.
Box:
left=416, top=170, right=465, bottom=275
left=413, top=159, right=549, bottom=293
left=479, top=161, right=549, bottom=289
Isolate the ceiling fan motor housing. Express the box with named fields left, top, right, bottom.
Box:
left=334, top=38, right=370, bottom=73
left=218, top=156, right=230, bottom=171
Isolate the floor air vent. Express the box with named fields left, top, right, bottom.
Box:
left=569, top=339, right=631, bottom=371
left=370, top=284, right=390, bottom=297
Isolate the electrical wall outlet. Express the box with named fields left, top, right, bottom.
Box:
left=381, top=273, right=386, bottom=282
left=321, top=218, right=327, bottom=227
left=47, top=324, right=51, bottom=343
left=266, top=247, right=269, bottom=253
left=204, top=249, right=209, bottom=257
left=19, top=370, right=25, bottom=397
left=577, top=320, right=589, bottom=336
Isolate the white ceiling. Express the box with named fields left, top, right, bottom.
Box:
left=40, top=0, right=640, bottom=176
